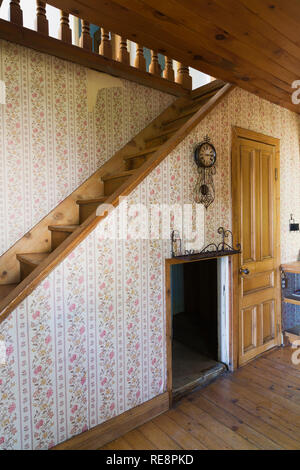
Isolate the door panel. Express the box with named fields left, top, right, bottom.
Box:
left=232, top=128, right=281, bottom=366
left=262, top=300, right=275, bottom=344
left=241, top=306, right=257, bottom=353
left=242, top=270, right=274, bottom=296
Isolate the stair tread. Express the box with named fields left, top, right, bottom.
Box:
left=16, top=253, right=50, bottom=266
left=0, top=284, right=19, bottom=300
left=102, top=170, right=135, bottom=181
left=76, top=197, right=107, bottom=205
left=48, top=224, right=78, bottom=232
left=181, top=96, right=210, bottom=113
left=123, top=145, right=161, bottom=160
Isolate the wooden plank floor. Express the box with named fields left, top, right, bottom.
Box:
left=100, top=347, right=300, bottom=450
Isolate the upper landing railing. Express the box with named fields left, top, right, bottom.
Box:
left=1, top=0, right=193, bottom=95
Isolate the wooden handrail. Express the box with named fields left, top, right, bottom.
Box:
left=4, top=1, right=193, bottom=91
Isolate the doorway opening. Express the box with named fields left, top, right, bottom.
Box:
left=170, top=257, right=229, bottom=398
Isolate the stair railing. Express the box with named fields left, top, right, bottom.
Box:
left=6, top=0, right=192, bottom=90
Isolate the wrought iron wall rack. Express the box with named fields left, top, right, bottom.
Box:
left=171, top=227, right=241, bottom=261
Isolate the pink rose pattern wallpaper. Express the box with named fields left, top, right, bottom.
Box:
left=0, top=41, right=300, bottom=449
left=0, top=39, right=174, bottom=256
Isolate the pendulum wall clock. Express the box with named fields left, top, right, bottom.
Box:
left=193, top=135, right=217, bottom=209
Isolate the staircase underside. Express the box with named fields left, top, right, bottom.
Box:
left=0, top=79, right=234, bottom=324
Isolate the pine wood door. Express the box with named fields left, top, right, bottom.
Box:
left=232, top=127, right=281, bottom=367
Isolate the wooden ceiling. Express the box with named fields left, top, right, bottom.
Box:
left=47, top=0, right=300, bottom=113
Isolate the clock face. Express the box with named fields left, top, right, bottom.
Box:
left=196, top=142, right=216, bottom=168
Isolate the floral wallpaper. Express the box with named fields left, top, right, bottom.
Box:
left=0, top=39, right=174, bottom=256
left=0, top=39, right=300, bottom=450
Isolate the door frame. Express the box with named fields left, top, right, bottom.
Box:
left=231, top=126, right=281, bottom=369
left=165, top=254, right=234, bottom=405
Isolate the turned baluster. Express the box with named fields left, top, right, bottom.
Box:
left=149, top=50, right=161, bottom=76
left=176, top=62, right=192, bottom=90
left=79, top=20, right=92, bottom=51
left=134, top=44, right=146, bottom=71
left=117, top=37, right=130, bottom=65
left=35, top=1, right=49, bottom=35
left=99, top=29, right=112, bottom=59
left=59, top=11, right=72, bottom=44
left=163, top=57, right=175, bottom=82
left=9, top=0, right=23, bottom=26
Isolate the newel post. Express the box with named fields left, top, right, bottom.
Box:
left=163, top=57, right=175, bottom=82
left=134, top=44, right=146, bottom=71
left=79, top=20, right=92, bottom=51
left=59, top=11, right=72, bottom=44
left=149, top=50, right=161, bottom=76
left=99, top=29, right=112, bottom=59
left=35, top=1, right=49, bottom=35
left=9, top=0, right=23, bottom=26
left=117, top=37, right=130, bottom=65
left=176, top=62, right=192, bottom=90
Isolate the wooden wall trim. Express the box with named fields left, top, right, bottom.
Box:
left=0, top=19, right=188, bottom=98
left=53, top=392, right=169, bottom=450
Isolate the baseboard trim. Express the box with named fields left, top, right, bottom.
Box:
left=53, top=392, right=170, bottom=450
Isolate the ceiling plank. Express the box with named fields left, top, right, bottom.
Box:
left=115, top=0, right=296, bottom=86
left=180, top=0, right=300, bottom=72
left=238, top=0, right=300, bottom=47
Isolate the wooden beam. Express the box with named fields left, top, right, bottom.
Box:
left=0, top=19, right=188, bottom=97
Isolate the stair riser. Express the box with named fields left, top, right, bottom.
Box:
left=51, top=231, right=72, bottom=250
left=20, top=263, right=35, bottom=282
left=163, top=114, right=192, bottom=129
left=125, top=155, right=147, bottom=171
left=181, top=102, right=202, bottom=114
left=79, top=203, right=99, bottom=223
left=104, top=176, right=130, bottom=196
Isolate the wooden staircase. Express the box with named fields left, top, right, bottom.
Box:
left=0, top=80, right=234, bottom=323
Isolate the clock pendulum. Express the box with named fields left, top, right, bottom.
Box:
left=193, top=135, right=217, bottom=209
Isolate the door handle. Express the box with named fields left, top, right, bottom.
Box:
left=239, top=267, right=250, bottom=275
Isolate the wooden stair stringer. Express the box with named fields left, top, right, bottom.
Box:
left=0, top=82, right=234, bottom=324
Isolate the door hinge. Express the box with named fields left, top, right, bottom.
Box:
left=277, top=323, right=281, bottom=334
left=275, top=168, right=278, bottom=181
